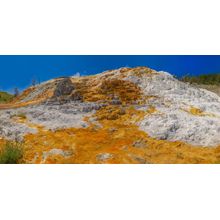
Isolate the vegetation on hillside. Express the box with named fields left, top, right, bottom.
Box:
left=0, top=91, right=13, bottom=103
left=0, top=141, right=24, bottom=164
left=181, top=73, right=220, bottom=85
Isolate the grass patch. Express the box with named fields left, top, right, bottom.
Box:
left=0, top=91, right=13, bottom=103
left=0, top=141, right=24, bottom=164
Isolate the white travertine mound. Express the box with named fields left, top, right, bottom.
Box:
left=0, top=102, right=102, bottom=140
left=26, top=102, right=99, bottom=130
left=0, top=110, right=37, bottom=141
left=1, top=67, right=220, bottom=147
left=139, top=106, right=220, bottom=146
left=126, top=71, right=220, bottom=147
left=20, top=80, right=56, bottom=103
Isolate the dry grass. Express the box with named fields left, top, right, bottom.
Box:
left=193, top=84, right=220, bottom=96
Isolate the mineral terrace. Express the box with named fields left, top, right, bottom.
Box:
left=1, top=67, right=220, bottom=164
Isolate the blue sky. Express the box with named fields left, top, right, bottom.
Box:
left=1, top=55, right=220, bottom=92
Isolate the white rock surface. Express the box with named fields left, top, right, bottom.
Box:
left=125, top=71, right=220, bottom=147
left=0, top=110, right=37, bottom=141
left=0, top=101, right=102, bottom=140
left=42, top=148, right=73, bottom=163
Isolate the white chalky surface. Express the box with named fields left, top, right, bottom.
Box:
left=0, top=110, right=37, bottom=141
left=0, top=102, right=102, bottom=140
left=126, top=71, right=220, bottom=147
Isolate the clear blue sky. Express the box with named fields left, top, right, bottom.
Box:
left=1, top=55, right=220, bottom=92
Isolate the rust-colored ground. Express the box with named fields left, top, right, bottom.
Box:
left=2, top=105, right=218, bottom=164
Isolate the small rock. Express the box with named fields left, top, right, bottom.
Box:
left=109, top=127, right=117, bottom=133
left=53, top=78, right=75, bottom=97
left=132, top=139, right=147, bottom=148
left=128, top=153, right=149, bottom=164
left=42, top=148, right=73, bottom=163
left=134, top=156, right=147, bottom=164
left=96, top=153, right=113, bottom=162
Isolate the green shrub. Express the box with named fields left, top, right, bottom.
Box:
left=0, top=141, right=24, bottom=164
left=0, top=91, right=13, bottom=103
left=181, top=73, right=220, bottom=85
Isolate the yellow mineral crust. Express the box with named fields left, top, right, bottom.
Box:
left=72, top=77, right=143, bottom=104
left=189, top=107, right=205, bottom=116
left=181, top=106, right=217, bottom=118
left=3, top=105, right=218, bottom=164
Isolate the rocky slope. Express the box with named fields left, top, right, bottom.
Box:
left=0, top=67, right=220, bottom=164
